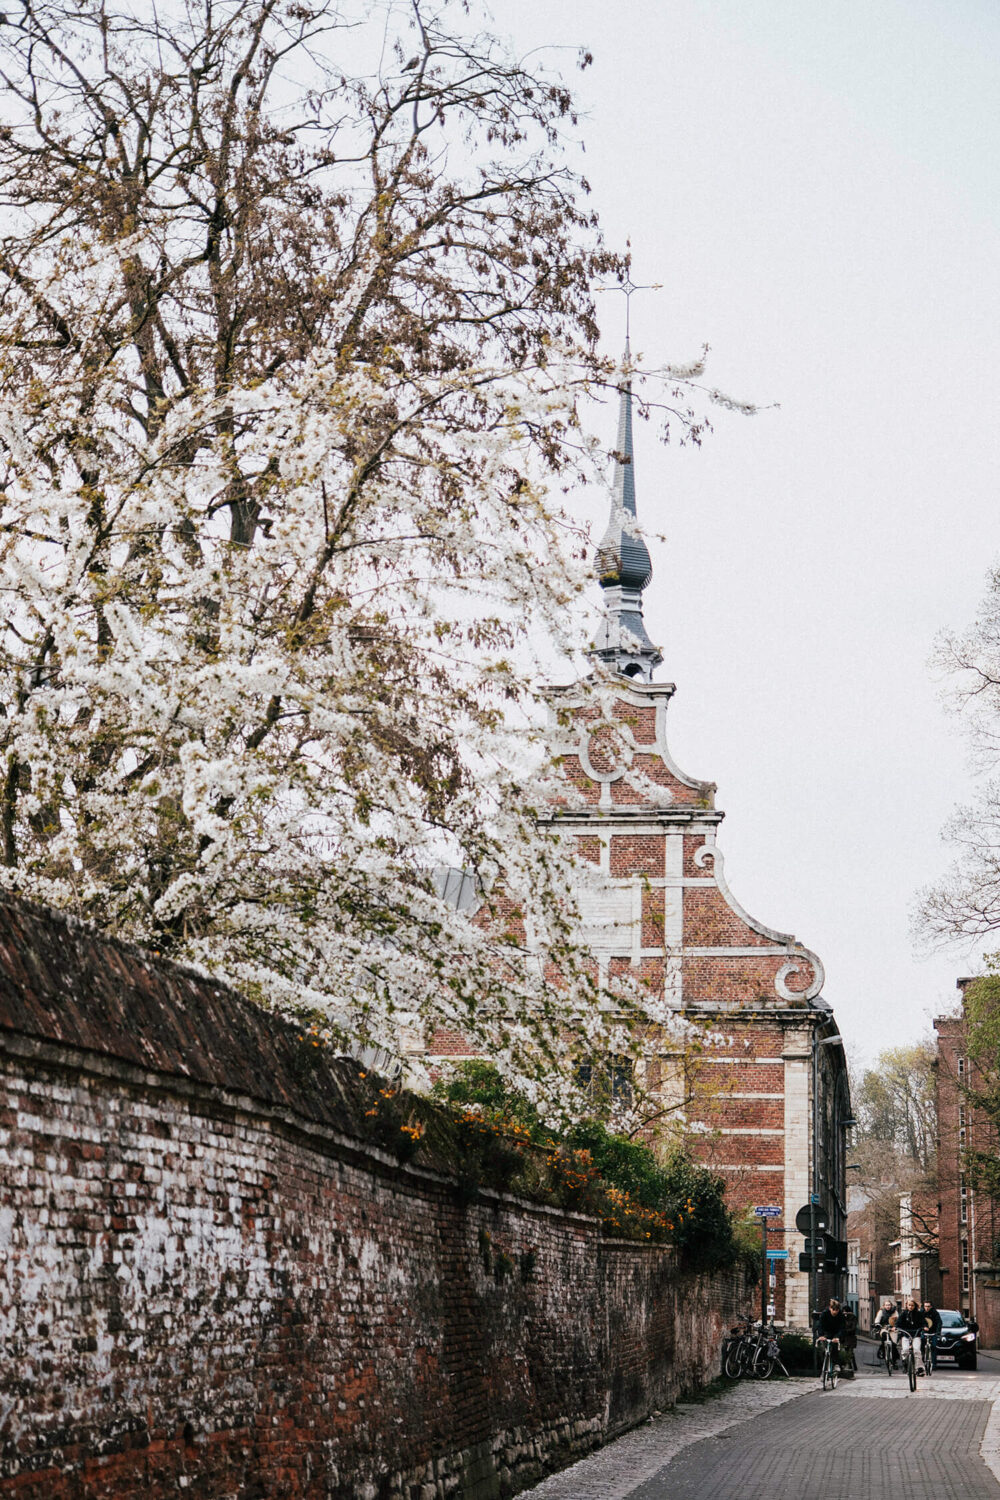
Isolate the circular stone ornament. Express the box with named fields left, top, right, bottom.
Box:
left=577, top=721, right=635, bottom=783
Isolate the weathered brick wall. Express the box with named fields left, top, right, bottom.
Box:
left=0, top=896, right=746, bottom=1500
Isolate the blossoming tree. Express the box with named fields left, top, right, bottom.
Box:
left=0, top=0, right=725, bottom=1115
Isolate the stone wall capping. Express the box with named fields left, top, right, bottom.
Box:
left=0, top=1025, right=614, bottom=1232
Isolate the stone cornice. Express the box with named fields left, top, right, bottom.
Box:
left=541, top=808, right=725, bottom=826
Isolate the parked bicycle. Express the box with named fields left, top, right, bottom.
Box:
left=722, top=1315, right=753, bottom=1378
left=751, top=1322, right=783, bottom=1380
left=722, top=1317, right=787, bottom=1380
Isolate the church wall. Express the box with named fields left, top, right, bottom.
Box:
left=540, top=681, right=846, bottom=1331
left=427, top=675, right=846, bottom=1332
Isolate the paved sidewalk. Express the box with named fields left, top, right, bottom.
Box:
left=521, top=1365, right=1000, bottom=1500
left=628, top=1391, right=998, bottom=1500
left=521, top=1379, right=813, bottom=1500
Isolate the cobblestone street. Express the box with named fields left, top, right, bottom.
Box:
left=522, top=1351, right=1000, bottom=1500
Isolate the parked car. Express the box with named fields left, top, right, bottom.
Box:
left=935, top=1309, right=979, bottom=1369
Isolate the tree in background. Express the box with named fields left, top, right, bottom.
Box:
left=917, top=568, right=1000, bottom=1231
left=919, top=566, right=1000, bottom=945
left=854, top=1041, right=937, bottom=1174
left=850, top=1041, right=938, bottom=1293
left=0, top=0, right=730, bottom=1115
left=955, top=973, right=1000, bottom=1205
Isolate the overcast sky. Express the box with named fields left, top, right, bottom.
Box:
left=493, top=0, right=1000, bottom=1065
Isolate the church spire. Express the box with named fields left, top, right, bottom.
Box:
left=592, top=342, right=664, bottom=681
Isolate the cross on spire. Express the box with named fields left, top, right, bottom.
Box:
left=596, top=271, right=662, bottom=341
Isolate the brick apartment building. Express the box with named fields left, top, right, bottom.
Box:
left=935, top=985, right=1000, bottom=1343
left=427, top=353, right=851, bottom=1328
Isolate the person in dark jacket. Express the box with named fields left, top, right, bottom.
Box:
left=922, top=1301, right=942, bottom=1370
left=817, top=1298, right=848, bottom=1369
left=897, top=1298, right=926, bottom=1373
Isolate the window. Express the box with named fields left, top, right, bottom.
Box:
left=959, top=1105, right=966, bottom=1127
left=576, top=1056, right=633, bottom=1110
left=961, top=1177, right=968, bottom=1226
left=959, top=1057, right=966, bottom=1081
left=961, top=1239, right=970, bottom=1293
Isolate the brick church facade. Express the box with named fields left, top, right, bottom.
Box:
left=428, top=349, right=851, bottom=1328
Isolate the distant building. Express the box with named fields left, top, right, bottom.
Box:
left=427, top=346, right=852, bottom=1328
left=935, top=988, right=1000, bottom=1340
left=889, top=1191, right=940, bottom=1307
left=847, top=1186, right=892, bottom=1330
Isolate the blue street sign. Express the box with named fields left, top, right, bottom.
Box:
left=766, top=1249, right=789, bottom=1260
left=810, top=1193, right=820, bottom=1204
left=753, top=1205, right=782, bottom=1217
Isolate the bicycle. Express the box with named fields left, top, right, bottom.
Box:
left=723, top=1317, right=787, bottom=1380
left=751, top=1321, right=782, bottom=1379
left=876, top=1331, right=894, bottom=1377
left=722, top=1316, right=754, bottom=1379
left=901, top=1335, right=918, bottom=1392
left=921, top=1337, right=934, bottom=1379
left=817, top=1336, right=840, bottom=1391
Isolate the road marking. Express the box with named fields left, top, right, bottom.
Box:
left=840, top=1376, right=1000, bottom=1401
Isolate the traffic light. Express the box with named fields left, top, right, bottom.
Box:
left=797, top=1235, right=848, bottom=1274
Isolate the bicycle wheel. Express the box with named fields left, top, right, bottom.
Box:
left=829, top=1352, right=839, bottom=1389
left=922, top=1341, right=933, bottom=1378
left=753, top=1345, right=775, bottom=1380
left=724, top=1340, right=743, bottom=1379
left=907, top=1349, right=917, bottom=1392
left=821, top=1348, right=831, bottom=1391
left=882, top=1339, right=893, bottom=1377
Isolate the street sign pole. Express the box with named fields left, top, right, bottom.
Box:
left=751, top=1207, right=780, bottom=1326
left=761, top=1216, right=768, bottom=1327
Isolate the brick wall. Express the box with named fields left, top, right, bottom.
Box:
left=935, top=1003, right=1000, bottom=1344
left=0, top=895, right=746, bottom=1500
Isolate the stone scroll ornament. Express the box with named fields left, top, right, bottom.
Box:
left=693, top=844, right=825, bottom=1002
left=576, top=720, right=635, bottom=783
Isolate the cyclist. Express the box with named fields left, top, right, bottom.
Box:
left=817, top=1297, right=848, bottom=1372
left=922, top=1301, right=942, bottom=1371
left=897, top=1297, right=926, bottom=1375
left=873, top=1298, right=899, bottom=1366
